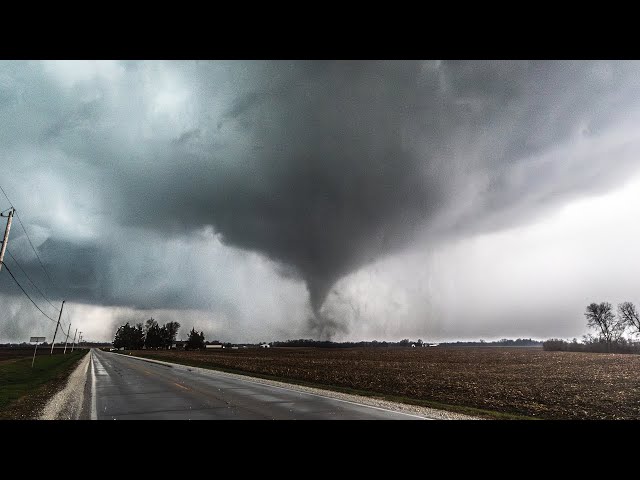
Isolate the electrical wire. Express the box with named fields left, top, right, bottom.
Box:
left=1, top=183, right=80, bottom=337
left=1, top=261, right=58, bottom=324
left=0, top=184, right=56, bottom=287
left=5, top=248, right=59, bottom=314
left=15, top=212, right=55, bottom=286
left=63, top=308, right=73, bottom=337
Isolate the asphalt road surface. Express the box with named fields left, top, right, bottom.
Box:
left=87, top=349, right=427, bottom=420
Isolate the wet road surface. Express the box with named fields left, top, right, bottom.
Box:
left=86, top=349, right=427, bottom=420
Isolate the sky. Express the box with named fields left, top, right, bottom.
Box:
left=1, top=60, right=640, bottom=344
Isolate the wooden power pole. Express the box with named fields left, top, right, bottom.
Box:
left=0, top=207, right=15, bottom=273
left=71, top=328, right=77, bottom=352
left=63, top=323, right=71, bottom=354
left=50, top=300, right=65, bottom=355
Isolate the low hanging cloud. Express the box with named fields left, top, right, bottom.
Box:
left=2, top=60, right=640, bottom=341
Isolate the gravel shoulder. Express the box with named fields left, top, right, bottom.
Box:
left=39, top=352, right=91, bottom=420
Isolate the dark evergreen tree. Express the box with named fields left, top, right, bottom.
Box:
left=186, top=327, right=205, bottom=350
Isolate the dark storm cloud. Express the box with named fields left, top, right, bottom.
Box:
left=113, top=61, right=640, bottom=317
left=115, top=61, right=448, bottom=315
left=2, top=60, right=640, bottom=340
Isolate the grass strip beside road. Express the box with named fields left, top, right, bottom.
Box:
left=0, top=350, right=88, bottom=419
left=117, top=350, right=531, bottom=420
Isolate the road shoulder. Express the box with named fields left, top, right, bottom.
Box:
left=39, top=350, right=91, bottom=420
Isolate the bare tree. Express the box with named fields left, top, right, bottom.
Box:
left=618, top=301, right=640, bottom=337
left=585, top=302, right=625, bottom=352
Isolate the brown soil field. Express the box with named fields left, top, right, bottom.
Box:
left=0, top=347, right=78, bottom=362
left=129, top=347, right=640, bottom=419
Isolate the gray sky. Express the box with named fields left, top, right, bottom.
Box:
left=1, top=60, right=640, bottom=343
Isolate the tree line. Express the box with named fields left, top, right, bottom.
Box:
left=438, top=338, right=542, bottom=347
left=112, top=318, right=206, bottom=350
left=270, top=338, right=542, bottom=348
left=544, top=301, right=640, bottom=353
left=270, top=339, right=427, bottom=348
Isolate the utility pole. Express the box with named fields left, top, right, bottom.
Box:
left=0, top=207, right=15, bottom=273
left=71, top=328, right=77, bottom=352
left=32, top=341, right=38, bottom=368
left=50, top=300, right=65, bottom=355
left=63, top=323, right=71, bottom=354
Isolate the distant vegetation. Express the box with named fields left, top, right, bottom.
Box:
left=543, top=337, right=640, bottom=354
left=142, top=318, right=180, bottom=350
left=544, top=301, right=640, bottom=354
left=270, top=338, right=542, bottom=348
left=112, top=318, right=206, bottom=350
left=438, top=338, right=542, bottom=347
left=110, top=299, right=640, bottom=355
left=112, top=322, right=145, bottom=350
left=272, top=339, right=427, bottom=348
left=186, top=327, right=205, bottom=350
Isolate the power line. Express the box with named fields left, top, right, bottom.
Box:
left=64, top=307, right=72, bottom=333
left=56, top=299, right=72, bottom=332
left=15, top=212, right=55, bottom=286
left=0, top=184, right=11, bottom=204
left=1, top=261, right=57, bottom=324
left=0, top=184, right=79, bottom=335
left=0, top=184, right=55, bottom=287
left=0, top=182, right=81, bottom=340
left=58, top=308, right=69, bottom=332
left=5, top=248, right=58, bottom=314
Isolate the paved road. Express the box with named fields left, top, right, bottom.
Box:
left=87, top=349, right=426, bottom=420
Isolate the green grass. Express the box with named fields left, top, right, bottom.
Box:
left=118, top=351, right=533, bottom=420
left=0, top=350, right=87, bottom=417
